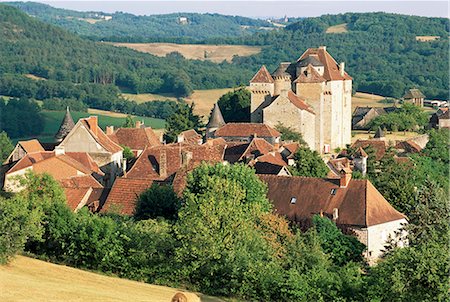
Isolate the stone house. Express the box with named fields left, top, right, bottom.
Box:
left=430, top=108, right=450, bottom=129
left=250, top=46, right=352, bottom=153
left=352, top=106, right=396, bottom=130
left=4, top=139, right=45, bottom=164
left=403, top=88, right=425, bottom=107
left=259, top=173, right=408, bottom=263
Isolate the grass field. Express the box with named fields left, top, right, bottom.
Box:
left=352, top=130, right=421, bottom=144
left=122, top=92, right=178, bottom=104
left=0, top=256, right=223, bottom=302
left=351, top=92, right=387, bottom=109
left=326, top=23, right=348, bottom=33
left=109, top=42, right=261, bottom=63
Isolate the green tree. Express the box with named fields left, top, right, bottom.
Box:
left=275, top=123, right=307, bottom=145
left=134, top=184, right=180, bottom=221
left=289, top=147, right=329, bottom=177
left=121, top=145, right=135, bottom=161
left=0, top=131, right=14, bottom=162
left=164, top=103, right=203, bottom=143
left=422, top=128, right=449, bottom=164
left=122, top=115, right=135, bottom=128
left=217, top=87, right=250, bottom=122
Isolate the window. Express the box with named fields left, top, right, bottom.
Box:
left=290, top=197, right=297, bottom=204
left=331, top=188, right=337, bottom=195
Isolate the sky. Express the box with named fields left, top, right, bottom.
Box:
left=20, top=1, right=450, bottom=19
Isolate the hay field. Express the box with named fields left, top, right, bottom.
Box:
left=109, top=42, right=261, bottom=63
left=326, top=23, right=348, bottom=33
left=415, top=36, right=440, bottom=42
left=185, top=88, right=239, bottom=117
left=122, top=92, right=178, bottom=104
left=351, top=130, right=420, bottom=144
left=0, top=256, right=222, bottom=302
left=352, top=92, right=386, bottom=109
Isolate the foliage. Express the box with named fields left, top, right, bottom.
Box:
left=217, top=87, right=250, bottom=122
left=122, top=115, right=135, bottom=128
left=275, top=123, right=307, bottom=145
left=164, top=103, right=203, bottom=143
left=312, top=215, right=366, bottom=266
left=134, top=184, right=181, bottom=221
left=289, top=147, right=329, bottom=177
left=0, top=131, right=14, bottom=162
left=422, top=128, right=449, bottom=164
left=0, top=97, right=44, bottom=138
left=369, top=103, right=429, bottom=132
left=41, top=98, right=88, bottom=112
left=121, top=145, right=135, bottom=161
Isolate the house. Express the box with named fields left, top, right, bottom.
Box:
left=57, top=116, right=123, bottom=186
left=250, top=46, right=352, bottom=153
left=259, top=173, right=408, bottom=263
left=279, top=142, right=300, bottom=165
left=352, top=107, right=396, bottom=130
left=212, top=123, right=281, bottom=145
left=430, top=108, right=450, bottom=129
left=350, top=139, right=387, bottom=160
left=60, top=175, right=104, bottom=212
left=403, top=88, right=425, bottom=107
left=106, top=122, right=161, bottom=157
left=4, top=139, right=45, bottom=164
left=177, top=129, right=203, bottom=145
left=251, top=152, right=291, bottom=176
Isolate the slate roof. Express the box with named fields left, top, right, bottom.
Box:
left=374, top=127, right=385, bottom=139
left=298, top=47, right=352, bottom=81
left=403, top=88, right=425, bottom=99
left=272, top=62, right=295, bottom=78
left=297, top=55, right=324, bottom=67
left=108, top=127, right=161, bottom=150
left=259, top=175, right=406, bottom=227
left=250, top=65, right=274, bottom=83
left=215, top=123, right=281, bottom=138
left=55, top=107, right=75, bottom=142
left=207, top=103, right=226, bottom=129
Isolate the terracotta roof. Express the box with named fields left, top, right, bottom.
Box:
left=179, top=129, right=202, bottom=145
left=215, top=123, right=281, bottom=138
left=351, top=140, right=387, bottom=161
left=60, top=175, right=104, bottom=211
left=81, top=118, right=122, bottom=154
left=59, top=175, right=103, bottom=189
left=293, top=64, right=326, bottom=84
left=298, top=47, right=352, bottom=81
left=7, top=151, right=54, bottom=174
left=101, top=178, right=153, bottom=215
left=282, top=142, right=300, bottom=158
left=403, top=88, right=425, bottom=99
left=395, top=140, right=422, bottom=154
left=327, top=157, right=352, bottom=178
left=239, top=138, right=275, bottom=161
left=255, top=152, right=287, bottom=167
left=286, top=91, right=315, bottom=114
left=64, top=187, right=91, bottom=211
left=206, top=137, right=227, bottom=146
left=65, top=152, right=102, bottom=174
left=259, top=175, right=406, bottom=227
left=250, top=65, right=274, bottom=83
left=55, top=107, right=75, bottom=142
left=18, top=139, right=45, bottom=153
left=108, top=127, right=161, bottom=150
left=207, top=103, right=226, bottom=129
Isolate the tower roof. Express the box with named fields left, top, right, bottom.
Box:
left=272, top=62, right=295, bottom=78
left=298, top=47, right=352, bottom=81
left=374, top=127, right=385, bottom=139
left=249, top=65, right=274, bottom=83
left=297, top=55, right=324, bottom=67
left=207, top=103, right=226, bottom=129
left=403, top=88, right=425, bottom=99
left=55, top=107, right=75, bottom=142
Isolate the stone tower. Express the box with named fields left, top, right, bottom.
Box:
left=250, top=65, right=274, bottom=123
left=353, top=146, right=368, bottom=176
left=55, top=107, right=75, bottom=143
left=206, top=103, right=226, bottom=139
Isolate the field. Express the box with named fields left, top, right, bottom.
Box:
left=415, top=35, right=440, bottom=42
left=351, top=92, right=387, bottom=109
left=0, top=256, right=222, bottom=302
left=122, top=92, right=178, bottom=104
left=109, top=42, right=262, bottom=63
left=326, top=23, right=348, bottom=33
left=351, top=130, right=420, bottom=144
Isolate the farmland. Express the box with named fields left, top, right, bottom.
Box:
left=326, top=23, right=348, bottom=33
left=109, top=42, right=262, bottom=63
left=0, top=256, right=221, bottom=302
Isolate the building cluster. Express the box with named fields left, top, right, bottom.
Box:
left=5, top=46, right=440, bottom=263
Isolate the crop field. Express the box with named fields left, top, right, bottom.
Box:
left=0, top=256, right=222, bottom=302
left=351, top=92, right=387, bottom=109
left=326, top=23, right=348, bottom=33
left=109, top=42, right=262, bottom=63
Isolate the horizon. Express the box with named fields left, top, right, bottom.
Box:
left=1, top=1, right=448, bottom=19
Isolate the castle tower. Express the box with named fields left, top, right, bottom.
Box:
left=250, top=65, right=274, bottom=123
left=272, top=62, right=293, bottom=96
left=353, top=146, right=368, bottom=176
left=206, top=103, right=226, bottom=139
left=55, top=107, right=75, bottom=143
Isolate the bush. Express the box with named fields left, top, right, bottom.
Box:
left=134, top=184, right=181, bottom=221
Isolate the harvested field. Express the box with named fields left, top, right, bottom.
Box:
left=352, top=92, right=387, bottom=109
left=326, top=23, right=348, bottom=33
left=0, top=256, right=222, bottom=302
left=109, top=42, right=261, bottom=63
left=415, top=36, right=440, bottom=42
left=351, top=130, right=420, bottom=144
left=122, top=92, right=178, bottom=104
left=185, top=88, right=241, bottom=117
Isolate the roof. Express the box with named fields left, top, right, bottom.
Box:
left=101, top=178, right=153, bottom=215
left=59, top=175, right=103, bottom=189
left=250, top=65, right=274, bottom=83
left=297, top=55, right=324, bottom=67
left=65, top=152, right=102, bottom=174
left=282, top=142, right=300, bottom=158
left=223, top=142, right=250, bottom=163
left=327, top=157, right=352, bottom=178
left=439, top=110, right=450, bottom=120
left=395, top=140, right=422, bottom=154
left=55, top=107, right=75, bottom=142
left=293, top=64, right=326, bottom=84
left=18, top=139, right=45, bottom=153
left=259, top=175, right=406, bottom=227
left=298, top=47, right=352, bottom=81
left=80, top=118, right=122, bottom=154
left=272, top=62, right=295, bottom=78
left=403, top=88, right=425, bottom=99
left=108, top=127, right=161, bottom=150
left=206, top=103, right=226, bottom=129
left=215, top=123, right=281, bottom=138
left=351, top=140, right=387, bottom=161
left=64, top=187, right=92, bottom=211
left=60, top=175, right=103, bottom=211
left=286, top=91, right=315, bottom=114
left=253, top=162, right=287, bottom=175
left=239, top=138, right=275, bottom=161
left=354, top=146, right=368, bottom=158
left=255, top=152, right=287, bottom=167
left=178, top=129, right=202, bottom=145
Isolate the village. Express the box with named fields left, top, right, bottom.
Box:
left=1, top=46, right=447, bottom=268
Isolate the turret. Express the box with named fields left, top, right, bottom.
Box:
left=206, top=103, right=226, bottom=139
left=55, top=107, right=75, bottom=142
left=272, top=62, right=293, bottom=96
left=250, top=66, right=275, bottom=122
left=353, top=147, right=368, bottom=176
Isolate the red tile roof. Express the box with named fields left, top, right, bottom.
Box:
left=293, top=64, right=326, bottom=83
left=259, top=175, right=406, bottom=227
left=250, top=65, right=274, bottom=83
left=108, top=127, right=161, bottom=150
left=64, top=188, right=91, bottom=211
left=59, top=175, right=103, bottom=189
left=215, top=123, right=281, bottom=138
left=351, top=140, right=387, bottom=161
left=179, top=129, right=202, bottom=145
left=239, top=138, right=275, bottom=161
left=395, top=140, right=422, bottom=154
left=18, top=139, right=45, bottom=153
left=101, top=178, right=153, bottom=215
left=287, top=91, right=315, bottom=114
left=65, top=152, right=102, bottom=174
left=298, top=48, right=352, bottom=81
left=282, top=142, right=300, bottom=157
left=81, top=119, right=122, bottom=154
left=256, top=152, right=288, bottom=167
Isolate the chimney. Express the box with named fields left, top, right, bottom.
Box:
left=54, top=145, right=65, bottom=155
left=122, top=158, right=127, bottom=177
left=87, top=116, right=98, bottom=136
left=181, top=150, right=193, bottom=167
left=339, top=62, right=345, bottom=76
left=339, top=168, right=352, bottom=188
left=319, top=45, right=327, bottom=51
left=135, top=120, right=142, bottom=128
left=159, top=148, right=167, bottom=179
left=332, top=208, right=339, bottom=221
left=106, top=126, right=114, bottom=135
left=177, top=133, right=184, bottom=143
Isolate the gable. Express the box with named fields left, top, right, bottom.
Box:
left=60, top=123, right=107, bottom=153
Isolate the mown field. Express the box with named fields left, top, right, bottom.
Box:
left=109, top=42, right=262, bottom=63
left=0, top=256, right=222, bottom=302
left=326, top=23, right=348, bottom=33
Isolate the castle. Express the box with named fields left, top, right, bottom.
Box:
left=250, top=46, right=352, bottom=153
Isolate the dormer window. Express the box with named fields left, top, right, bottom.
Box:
left=331, top=188, right=337, bottom=195
left=290, top=197, right=297, bottom=204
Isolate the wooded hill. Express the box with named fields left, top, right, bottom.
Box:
left=5, top=1, right=275, bottom=42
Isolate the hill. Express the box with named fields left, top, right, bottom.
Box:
left=6, top=1, right=274, bottom=42
left=0, top=256, right=221, bottom=302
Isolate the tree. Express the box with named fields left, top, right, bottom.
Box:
left=217, top=87, right=250, bottom=122
left=422, top=128, right=449, bottom=164
left=275, top=123, right=307, bottom=145
left=134, top=184, right=181, bottom=221
left=164, top=103, right=203, bottom=143
left=122, top=115, right=135, bottom=128
left=289, top=147, right=329, bottom=177
left=0, top=131, right=14, bottom=162
left=121, top=145, right=135, bottom=161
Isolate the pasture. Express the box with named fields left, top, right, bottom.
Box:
left=109, top=42, right=262, bottom=63
left=326, top=23, right=348, bottom=33
left=0, top=256, right=222, bottom=302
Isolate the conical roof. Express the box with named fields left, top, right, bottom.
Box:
left=374, top=127, right=385, bottom=139
left=55, top=107, right=75, bottom=142
left=207, top=103, right=226, bottom=129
